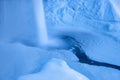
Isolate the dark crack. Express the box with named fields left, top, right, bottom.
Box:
left=62, top=35, right=120, bottom=70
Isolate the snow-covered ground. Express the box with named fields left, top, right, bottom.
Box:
left=0, top=0, right=120, bottom=80
left=18, top=58, right=89, bottom=80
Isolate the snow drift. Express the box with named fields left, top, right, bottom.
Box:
left=18, top=58, right=89, bottom=80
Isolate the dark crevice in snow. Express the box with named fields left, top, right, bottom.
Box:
left=62, top=36, right=120, bottom=70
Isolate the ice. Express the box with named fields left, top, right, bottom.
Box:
left=109, top=0, right=120, bottom=19
left=82, top=64, right=120, bottom=80
left=33, top=0, right=49, bottom=46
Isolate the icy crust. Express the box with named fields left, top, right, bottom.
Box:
left=59, top=30, right=120, bottom=66
left=45, top=0, right=120, bottom=41
left=45, top=0, right=120, bottom=25
left=82, top=64, right=120, bottom=80
left=18, top=58, right=89, bottom=80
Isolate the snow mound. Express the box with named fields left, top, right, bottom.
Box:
left=18, top=58, right=89, bottom=80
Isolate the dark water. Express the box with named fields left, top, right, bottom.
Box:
left=62, top=35, right=120, bottom=70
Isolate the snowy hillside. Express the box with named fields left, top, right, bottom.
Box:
left=18, top=58, right=89, bottom=80
left=0, top=0, right=120, bottom=80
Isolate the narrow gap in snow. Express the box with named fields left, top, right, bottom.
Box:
left=62, top=35, right=120, bottom=70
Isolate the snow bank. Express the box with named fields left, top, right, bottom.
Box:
left=18, top=58, right=89, bottom=80
left=0, top=42, right=79, bottom=80
left=0, top=42, right=41, bottom=80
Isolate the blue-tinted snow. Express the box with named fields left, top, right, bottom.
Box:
left=18, top=58, right=89, bottom=80
left=0, top=0, right=120, bottom=80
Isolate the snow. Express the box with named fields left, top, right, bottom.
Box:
left=18, top=58, right=89, bottom=80
left=82, top=64, right=120, bottom=80
left=0, top=0, right=120, bottom=80
left=0, top=42, right=79, bottom=80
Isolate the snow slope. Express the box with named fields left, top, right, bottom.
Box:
left=0, top=42, right=79, bottom=80
left=46, top=0, right=120, bottom=41
left=18, top=58, right=89, bottom=80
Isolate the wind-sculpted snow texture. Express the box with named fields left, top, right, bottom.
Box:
left=46, top=0, right=120, bottom=40
left=0, top=0, right=120, bottom=80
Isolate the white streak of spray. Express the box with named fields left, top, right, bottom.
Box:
left=109, top=0, right=120, bottom=19
left=33, top=0, right=49, bottom=46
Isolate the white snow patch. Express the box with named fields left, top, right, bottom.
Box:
left=18, top=58, right=89, bottom=80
